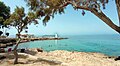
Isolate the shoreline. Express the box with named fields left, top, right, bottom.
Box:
left=0, top=49, right=120, bottom=66
left=0, top=37, right=68, bottom=48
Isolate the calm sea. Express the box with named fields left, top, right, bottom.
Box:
left=8, top=34, right=120, bottom=56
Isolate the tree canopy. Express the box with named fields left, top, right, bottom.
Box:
left=5, top=32, right=9, bottom=36
left=4, top=7, right=40, bottom=64
left=4, top=7, right=39, bottom=33
left=0, top=31, right=3, bottom=36
left=25, top=0, right=120, bottom=33
left=0, top=1, right=10, bottom=27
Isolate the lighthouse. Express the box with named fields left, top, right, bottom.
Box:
left=55, top=33, right=58, bottom=38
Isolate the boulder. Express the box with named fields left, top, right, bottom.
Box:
left=115, top=56, right=120, bottom=61
left=37, top=48, right=43, bottom=52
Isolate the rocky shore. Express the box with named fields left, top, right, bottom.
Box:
left=0, top=37, right=68, bottom=48
left=0, top=49, right=120, bottom=66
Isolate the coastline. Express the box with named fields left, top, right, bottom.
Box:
left=0, top=37, right=68, bottom=48
left=0, top=49, right=120, bottom=66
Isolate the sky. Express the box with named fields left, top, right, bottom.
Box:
left=1, top=0, right=120, bottom=36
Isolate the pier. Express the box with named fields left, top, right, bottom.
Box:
left=0, top=37, right=68, bottom=48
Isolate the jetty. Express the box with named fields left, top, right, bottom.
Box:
left=0, top=37, right=68, bottom=48
left=0, top=33, right=68, bottom=48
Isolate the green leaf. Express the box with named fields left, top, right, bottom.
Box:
left=43, top=15, right=50, bottom=26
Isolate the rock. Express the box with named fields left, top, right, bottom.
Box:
left=115, top=56, right=120, bottom=61
left=0, top=55, right=6, bottom=60
left=61, top=63, right=69, bottom=66
left=37, top=48, right=43, bottom=52
left=0, top=44, right=7, bottom=48
left=0, top=38, right=16, bottom=43
left=21, top=49, right=25, bottom=53
left=0, top=48, right=5, bottom=53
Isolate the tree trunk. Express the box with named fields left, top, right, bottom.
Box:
left=115, top=0, right=120, bottom=26
left=91, top=9, right=120, bottom=34
left=13, top=32, right=21, bottom=64
left=62, top=1, right=120, bottom=33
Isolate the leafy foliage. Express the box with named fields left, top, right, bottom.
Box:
left=4, top=6, right=41, bottom=64
left=25, top=0, right=120, bottom=33
left=25, top=0, right=109, bottom=24
left=0, top=31, right=3, bottom=36
left=4, top=7, right=39, bottom=33
left=5, top=32, right=9, bottom=36
left=0, top=2, right=10, bottom=27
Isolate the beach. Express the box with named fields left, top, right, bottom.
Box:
left=0, top=49, right=120, bottom=66
left=1, top=35, right=120, bottom=66
left=0, top=0, right=120, bottom=65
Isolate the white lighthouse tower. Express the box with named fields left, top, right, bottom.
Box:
left=55, top=33, right=58, bottom=38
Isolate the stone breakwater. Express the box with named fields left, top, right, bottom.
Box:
left=0, top=49, right=120, bottom=66
left=0, top=38, right=68, bottom=48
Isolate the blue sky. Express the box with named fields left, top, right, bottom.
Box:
left=1, top=0, right=120, bottom=35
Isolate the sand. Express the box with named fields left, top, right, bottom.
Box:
left=0, top=49, right=120, bottom=66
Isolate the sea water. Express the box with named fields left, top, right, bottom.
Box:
left=10, top=34, right=120, bottom=56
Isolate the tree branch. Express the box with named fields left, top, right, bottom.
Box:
left=59, top=1, right=71, bottom=8
left=91, top=9, right=120, bottom=33
left=59, top=1, right=120, bottom=33
left=60, top=1, right=90, bottom=11
left=115, top=0, right=120, bottom=26
left=72, top=2, right=120, bottom=33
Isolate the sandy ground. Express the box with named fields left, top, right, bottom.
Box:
left=0, top=49, right=120, bottom=66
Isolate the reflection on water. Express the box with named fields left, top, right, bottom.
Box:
left=55, top=40, right=58, bottom=44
